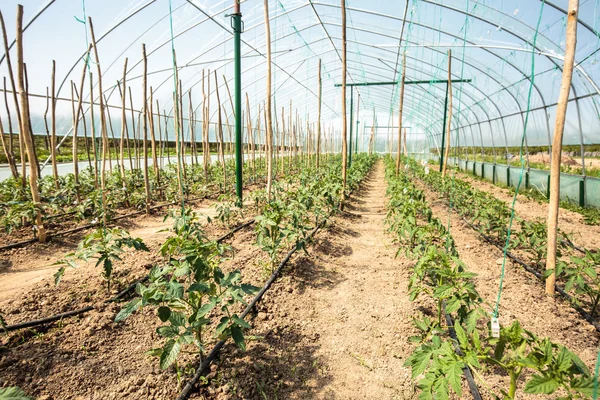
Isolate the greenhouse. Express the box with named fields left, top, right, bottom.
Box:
left=0, top=0, right=599, bottom=399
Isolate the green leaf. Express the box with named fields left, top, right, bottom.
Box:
left=156, top=325, right=179, bottom=338
left=159, top=339, right=181, bottom=370
left=157, top=306, right=171, bottom=322
left=453, top=321, right=468, bottom=348
left=232, top=314, right=252, bottom=329
left=231, top=326, right=246, bottom=351
left=447, top=362, right=463, bottom=396
left=524, top=374, right=559, bottom=394
left=115, top=298, right=142, bottom=323
left=188, top=282, right=210, bottom=294
left=0, top=387, right=33, bottom=400
left=54, top=266, right=66, bottom=285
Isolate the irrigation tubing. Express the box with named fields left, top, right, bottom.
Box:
left=443, top=309, right=483, bottom=400
left=176, top=222, right=325, bottom=400
left=1, top=219, right=256, bottom=333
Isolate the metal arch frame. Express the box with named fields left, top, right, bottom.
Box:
left=3, top=0, right=599, bottom=169
left=309, top=2, right=550, bottom=149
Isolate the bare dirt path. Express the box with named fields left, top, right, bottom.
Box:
left=214, top=161, right=418, bottom=399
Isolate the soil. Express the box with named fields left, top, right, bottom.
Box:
left=454, top=170, right=600, bottom=251
left=413, top=176, right=600, bottom=398
left=514, top=152, right=580, bottom=167
left=1, top=161, right=598, bottom=400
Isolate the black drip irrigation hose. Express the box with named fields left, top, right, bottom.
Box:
left=443, top=310, right=483, bottom=400
left=1, top=219, right=257, bottom=333
left=459, top=216, right=600, bottom=333
left=176, top=222, right=325, bottom=400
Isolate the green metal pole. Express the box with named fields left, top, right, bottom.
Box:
left=232, top=2, right=243, bottom=205
left=439, top=82, right=449, bottom=172
left=349, top=86, right=353, bottom=168
left=355, top=120, right=359, bottom=154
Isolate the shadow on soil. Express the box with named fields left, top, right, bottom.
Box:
left=213, top=321, right=332, bottom=400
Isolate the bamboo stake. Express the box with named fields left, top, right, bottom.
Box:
left=3, top=77, right=16, bottom=171
left=104, top=94, right=116, bottom=173
left=75, top=88, right=93, bottom=172
left=223, top=75, right=235, bottom=157
left=281, top=106, right=285, bottom=175
left=15, top=5, right=45, bottom=242
left=395, top=52, right=406, bottom=177
left=23, top=63, right=39, bottom=177
left=157, top=100, right=164, bottom=169
left=119, top=58, right=128, bottom=185
left=201, top=70, right=208, bottom=179
left=43, top=87, right=51, bottom=154
left=263, top=0, right=273, bottom=197
left=0, top=10, right=25, bottom=187
left=245, top=93, right=254, bottom=179
left=202, top=73, right=209, bottom=178
left=89, top=17, right=111, bottom=225
left=163, top=110, right=170, bottom=166
left=317, top=59, right=322, bottom=169
left=341, top=0, right=348, bottom=207
left=288, top=100, right=292, bottom=170
left=89, top=71, right=99, bottom=186
left=50, top=60, right=59, bottom=187
left=0, top=114, right=18, bottom=179
left=403, top=127, right=408, bottom=156
left=69, top=82, right=81, bottom=201
left=441, top=50, right=452, bottom=178
left=129, top=87, right=138, bottom=170
left=188, top=91, right=198, bottom=166
left=142, top=44, right=151, bottom=215
left=224, top=104, right=233, bottom=163
left=149, top=87, right=159, bottom=185
left=179, top=80, right=187, bottom=181
left=546, top=0, right=579, bottom=296
left=214, top=71, right=227, bottom=191
left=171, top=49, right=184, bottom=204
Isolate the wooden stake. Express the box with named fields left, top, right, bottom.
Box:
left=214, top=71, right=227, bottom=191
left=149, top=87, right=159, bottom=186
left=281, top=106, right=285, bottom=175
left=341, top=0, right=348, bottom=207
left=89, top=17, right=110, bottom=225
left=546, top=0, right=579, bottom=295
left=15, top=5, right=45, bottom=241
left=395, top=52, right=406, bottom=177
left=263, top=0, right=274, bottom=198
left=50, top=60, right=59, bottom=188
left=317, top=59, right=322, bottom=168
left=119, top=58, right=128, bottom=185
left=441, top=50, right=452, bottom=178
left=202, top=70, right=209, bottom=179
left=142, top=43, right=151, bottom=214
left=129, top=86, right=138, bottom=170
left=3, top=77, right=17, bottom=174
left=0, top=10, right=25, bottom=187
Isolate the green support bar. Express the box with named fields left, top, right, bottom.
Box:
left=349, top=86, right=353, bottom=168
left=334, top=79, right=472, bottom=87
left=355, top=120, right=359, bottom=154
left=231, top=6, right=243, bottom=206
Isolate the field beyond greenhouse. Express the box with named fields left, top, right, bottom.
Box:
left=2, top=0, right=600, bottom=399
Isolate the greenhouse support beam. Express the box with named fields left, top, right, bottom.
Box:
left=334, top=79, right=471, bottom=87
left=231, top=1, right=243, bottom=205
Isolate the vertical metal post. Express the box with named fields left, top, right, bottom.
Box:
left=349, top=86, right=353, bottom=168
left=355, top=120, right=359, bottom=154
left=439, top=82, right=449, bottom=172
left=231, top=1, right=243, bottom=205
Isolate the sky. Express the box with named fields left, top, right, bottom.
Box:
left=0, top=0, right=599, bottom=154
